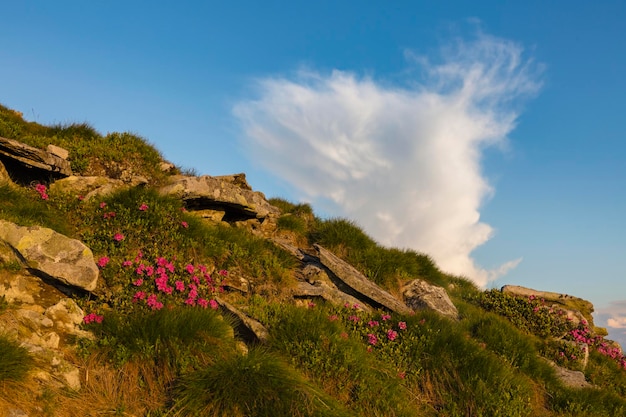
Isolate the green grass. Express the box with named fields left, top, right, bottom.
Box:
left=170, top=348, right=348, bottom=417
left=310, top=217, right=446, bottom=289
left=0, top=334, right=33, bottom=382
left=0, top=103, right=169, bottom=182
left=0, top=183, right=73, bottom=236
left=261, top=302, right=420, bottom=416
left=83, top=307, right=236, bottom=369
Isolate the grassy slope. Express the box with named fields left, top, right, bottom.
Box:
left=1, top=104, right=626, bottom=416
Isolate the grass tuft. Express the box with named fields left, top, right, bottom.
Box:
left=0, top=334, right=33, bottom=382
left=171, top=347, right=347, bottom=417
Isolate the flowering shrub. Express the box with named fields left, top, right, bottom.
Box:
left=473, top=289, right=576, bottom=338
left=323, top=303, right=420, bottom=379
left=566, top=320, right=626, bottom=370
left=97, top=250, right=227, bottom=313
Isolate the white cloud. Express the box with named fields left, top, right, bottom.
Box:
left=234, top=33, right=541, bottom=287
left=607, top=317, right=626, bottom=329
left=595, top=300, right=626, bottom=350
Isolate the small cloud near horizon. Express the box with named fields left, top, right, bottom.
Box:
left=234, top=33, right=541, bottom=287
left=596, top=300, right=626, bottom=350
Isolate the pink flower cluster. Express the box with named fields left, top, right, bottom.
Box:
left=83, top=313, right=104, bottom=324
left=567, top=321, right=626, bottom=369
left=97, top=256, right=110, bottom=268
left=122, top=252, right=225, bottom=311
left=34, top=183, right=49, bottom=200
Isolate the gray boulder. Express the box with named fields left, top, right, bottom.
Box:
left=49, top=175, right=148, bottom=200
left=0, top=220, right=99, bottom=292
left=402, top=279, right=459, bottom=320
left=159, top=174, right=280, bottom=222
left=315, top=244, right=412, bottom=315
left=215, top=297, right=269, bottom=344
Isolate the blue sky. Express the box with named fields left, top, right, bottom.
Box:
left=2, top=1, right=625, bottom=346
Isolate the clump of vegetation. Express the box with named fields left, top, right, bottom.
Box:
left=0, top=335, right=33, bottom=382
left=0, top=103, right=169, bottom=183
left=171, top=347, right=347, bottom=417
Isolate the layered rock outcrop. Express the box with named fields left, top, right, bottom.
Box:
left=0, top=136, right=72, bottom=183
left=0, top=220, right=99, bottom=292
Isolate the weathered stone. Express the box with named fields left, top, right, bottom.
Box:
left=46, top=144, right=69, bottom=160
left=195, top=209, right=226, bottom=222
left=0, top=136, right=72, bottom=180
left=315, top=244, right=412, bottom=315
left=544, top=359, right=591, bottom=388
left=159, top=161, right=176, bottom=172
left=49, top=175, right=148, bottom=201
left=159, top=174, right=280, bottom=222
left=502, top=285, right=600, bottom=330
left=502, top=285, right=594, bottom=314
left=59, top=365, right=81, bottom=391
left=45, top=298, right=86, bottom=334
left=0, top=159, right=14, bottom=185
left=215, top=297, right=269, bottom=344
left=402, top=279, right=459, bottom=320
left=293, top=280, right=372, bottom=312
left=0, top=220, right=99, bottom=292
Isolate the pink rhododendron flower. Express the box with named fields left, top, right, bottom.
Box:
left=181, top=221, right=189, bottom=228
left=367, top=333, right=378, bottom=345
left=138, top=203, right=148, bottom=211
left=368, top=320, right=379, bottom=327
left=146, top=294, right=163, bottom=310
left=218, top=269, right=228, bottom=276
left=122, top=260, right=133, bottom=267
left=209, top=299, right=219, bottom=310
left=99, top=202, right=107, bottom=209
left=97, top=257, right=110, bottom=268
left=197, top=298, right=209, bottom=308
left=185, top=264, right=195, bottom=274
left=328, top=315, right=338, bottom=321
left=348, top=315, right=359, bottom=323
left=398, top=321, right=407, bottom=330
left=133, top=291, right=146, bottom=302
left=83, top=313, right=104, bottom=324
left=308, top=302, right=316, bottom=308
left=113, top=233, right=125, bottom=242
left=35, top=184, right=49, bottom=200
left=133, top=278, right=144, bottom=286
left=381, top=314, right=391, bottom=321
left=387, top=329, right=398, bottom=341
left=175, top=280, right=185, bottom=291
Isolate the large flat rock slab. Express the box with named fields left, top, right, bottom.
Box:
left=0, top=220, right=98, bottom=292
left=159, top=174, right=280, bottom=221
left=314, top=244, right=412, bottom=315
left=0, top=136, right=72, bottom=178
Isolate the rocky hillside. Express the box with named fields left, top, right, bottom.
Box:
left=1, top=104, right=626, bottom=416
